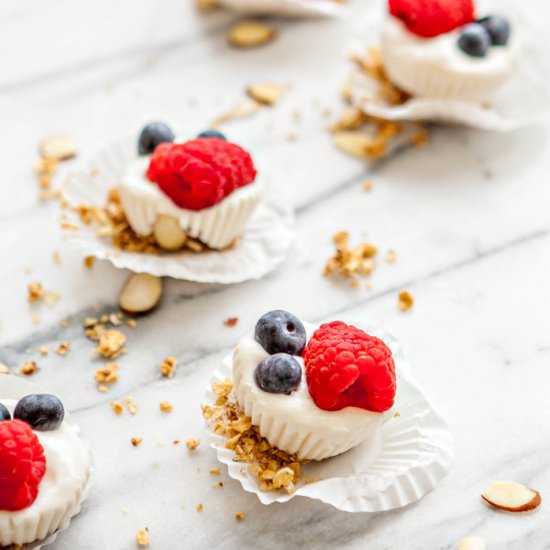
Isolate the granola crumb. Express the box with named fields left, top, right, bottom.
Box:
left=394, top=411, right=401, bottom=417
left=209, top=467, right=221, bottom=476
left=223, top=317, right=239, bottom=327
left=27, top=282, right=45, bottom=303
left=111, top=401, right=124, bottom=416
left=95, top=362, right=119, bottom=385
left=235, top=511, right=246, bottom=522
left=44, top=291, right=60, bottom=305
left=84, top=255, right=96, bottom=269
left=159, top=401, right=173, bottom=414
left=398, top=290, right=414, bottom=312
left=136, top=527, right=150, bottom=547
left=124, top=396, right=138, bottom=415
left=131, top=437, right=143, bottom=447
left=20, top=361, right=39, bottom=376
left=323, top=231, right=378, bottom=282
left=409, top=128, right=429, bottom=147
left=385, top=249, right=397, bottom=264
left=52, top=251, right=61, bottom=265
left=213, top=481, right=224, bottom=488
left=0, top=364, right=11, bottom=375
left=127, top=318, right=137, bottom=328
left=39, top=346, right=49, bottom=356
left=56, top=341, right=71, bottom=356
left=186, top=438, right=200, bottom=451
left=159, top=356, right=177, bottom=378
left=202, top=379, right=301, bottom=493
left=196, top=503, right=204, bottom=513
left=97, top=384, right=109, bottom=393
left=361, top=179, right=374, bottom=192
left=95, top=329, right=126, bottom=359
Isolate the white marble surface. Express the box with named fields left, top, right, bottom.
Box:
left=1, top=0, right=550, bottom=548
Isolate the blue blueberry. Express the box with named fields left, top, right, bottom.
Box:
left=254, top=353, right=302, bottom=395
left=478, top=15, right=511, bottom=46
left=138, top=122, right=175, bottom=155
left=255, top=310, right=306, bottom=356
left=197, top=129, right=226, bottom=140
left=458, top=23, right=491, bottom=58
left=0, top=403, right=10, bottom=422
left=14, top=394, right=64, bottom=431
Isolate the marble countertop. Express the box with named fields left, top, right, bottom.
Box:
left=2, top=0, right=550, bottom=548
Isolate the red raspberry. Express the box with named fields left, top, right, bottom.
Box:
left=146, top=139, right=257, bottom=210
left=0, top=420, right=47, bottom=511
left=303, top=321, right=396, bottom=413
left=389, top=0, right=475, bottom=38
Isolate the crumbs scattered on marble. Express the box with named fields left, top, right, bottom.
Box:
left=398, top=291, right=414, bottom=312
left=20, top=361, right=39, bottom=376
left=136, top=527, right=150, bottom=547
left=159, top=356, right=177, bottom=378
left=186, top=438, right=200, bottom=451
left=324, top=231, right=378, bottom=285
left=55, top=341, right=71, bottom=355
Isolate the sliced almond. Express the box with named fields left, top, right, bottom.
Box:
left=332, top=131, right=379, bottom=159
left=246, top=84, right=286, bottom=106
left=481, top=481, right=541, bottom=512
left=228, top=21, right=276, bottom=49
left=212, top=99, right=261, bottom=127
left=329, top=107, right=369, bottom=133
left=39, top=135, right=77, bottom=161
left=195, top=0, right=219, bottom=12
left=458, top=536, right=485, bottom=550
left=153, top=215, right=187, bottom=251
left=119, top=273, right=162, bottom=314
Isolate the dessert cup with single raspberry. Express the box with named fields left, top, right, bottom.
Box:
left=232, top=310, right=396, bottom=461
left=381, top=0, right=517, bottom=102
left=0, top=383, right=92, bottom=548
left=119, top=127, right=264, bottom=251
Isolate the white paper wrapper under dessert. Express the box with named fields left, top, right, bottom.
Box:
left=0, top=375, right=93, bottom=549
left=204, top=322, right=454, bottom=512
left=216, top=0, right=344, bottom=18
left=350, top=5, right=550, bottom=131
left=61, top=137, right=295, bottom=283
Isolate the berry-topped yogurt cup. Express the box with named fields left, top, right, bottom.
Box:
left=118, top=123, right=264, bottom=251
left=232, top=310, right=396, bottom=461
left=0, top=392, right=92, bottom=547
left=381, top=0, right=516, bottom=102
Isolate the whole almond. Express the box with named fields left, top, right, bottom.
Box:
left=228, top=21, right=276, bottom=49
left=119, top=273, right=162, bottom=314
left=153, top=214, right=186, bottom=251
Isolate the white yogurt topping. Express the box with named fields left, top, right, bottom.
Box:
left=382, top=16, right=515, bottom=76
left=119, top=156, right=263, bottom=238
left=233, top=323, right=386, bottom=441
left=0, top=400, right=91, bottom=528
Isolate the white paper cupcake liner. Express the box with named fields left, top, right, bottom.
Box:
left=61, top=137, right=295, bottom=283
left=0, top=375, right=93, bottom=549
left=119, top=178, right=264, bottom=250
left=216, top=0, right=344, bottom=18
left=236, top=383, right=387, bottom=460
left=382, top=50, right=510, bottom=103
left=350, top=5, right=550, bottom=131
left=204, top=322, right=453, bottom=511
